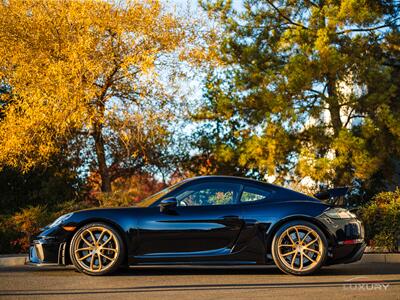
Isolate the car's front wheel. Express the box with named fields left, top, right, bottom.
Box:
left=271, top=221, right=327, bottom=275
left=70, top=223, right=125, bottom=275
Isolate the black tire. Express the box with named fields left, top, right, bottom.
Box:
left=271, top=220, right=328, bottom=275
left=69, top=222, right=125, bottom=276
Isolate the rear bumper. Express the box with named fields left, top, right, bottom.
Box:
left=341, top=242, right=366, bottom=264
left=318, top=215, right=366, bottom=265
left=326, top=242, right=366, bottom=265
left=29, top=238, right=66, bottom=266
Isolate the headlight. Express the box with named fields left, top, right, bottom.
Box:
left=324, top=208, right=356, bottom=219
left=48, top=213, right=73, bottom=228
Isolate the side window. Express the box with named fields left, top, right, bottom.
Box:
left=175, top=182, right=240, bottom=206
left=240, top=185, right=273, bottom=203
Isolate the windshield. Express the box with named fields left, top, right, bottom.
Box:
left=136, top=180, right=187, bottom=207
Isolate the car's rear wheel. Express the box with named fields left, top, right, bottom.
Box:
left=70, top=223, right=125, bottom=276
left=271, top=221, right=327, bottom=275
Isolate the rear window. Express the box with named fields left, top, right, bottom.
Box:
left=240, top=185, right=274, bottom=202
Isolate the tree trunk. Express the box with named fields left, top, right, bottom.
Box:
left=326, top=76, right=346, bottom=186
left=326, top=77, right=342, bottom=137
left=92, top=123, right=112, bottom=193
left=90, top=64, right=119, bottom=193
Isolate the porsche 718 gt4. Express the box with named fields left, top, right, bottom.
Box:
left=29, top=176, right=365, bottom=276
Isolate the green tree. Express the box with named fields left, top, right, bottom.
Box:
left=195, top=0, right=400, bottom=193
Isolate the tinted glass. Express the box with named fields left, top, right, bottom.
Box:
left=240, top=185, right=273, bottom=202
left=175, top=182, right=240, bottom=206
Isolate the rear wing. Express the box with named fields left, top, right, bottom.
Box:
left=314, top=187, right=349, bottom=202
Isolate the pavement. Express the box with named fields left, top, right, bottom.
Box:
left=0, top=262, right=399, bottom=300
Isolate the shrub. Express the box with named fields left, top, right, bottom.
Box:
left=96, top=190, right=136, bottom=207
left=92, top=173, right=166, bottom=207
left=11, top=205, right=52, bottom=251
left=53, top=199, right=91, bottom=217
left=0, top=199, right=93, bottom=254
left=359, top=189, right=400, bottom=252
left=0, top=215, right=21, bottom=253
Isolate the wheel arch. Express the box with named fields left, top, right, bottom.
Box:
left=265, top=215, right=334, bottom=254
left=64, top=218, right=129, bottom=266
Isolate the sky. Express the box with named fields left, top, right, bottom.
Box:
left=163, top=0, right=243, bottom=14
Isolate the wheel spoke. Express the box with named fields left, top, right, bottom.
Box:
left=291, top=252, right=297, bottom=267
left=78, top=253, right=92, bottom=261
left=99, top=252, right=114, bottom=261
left=87, top=230, right=97, bottom=246
left=301, top=231, right=311, bottom=243
left=75, top=247, right=91, bottom=253
left=299, top=253, right=303, bottom=270
left=81, top=234, right=93, bottom=247
left=303, top=252, right=316, bottom=263
left=100, top=235, right=113, bottom=247
left=305, top=238, right=318, bottom=248
left=101, top=247, right=117, bottom=252
left=97, top=253, right=102, bottom=270
left=304, top=247, right=320, bottom=255
left=282, top=250, right=297, bottom=257
left=286, top=229, right=296, bottom=245
left=294, top=227, right=301, bottom=243
left=90, top=253, right=95, bottom=270
left=279, top=244, right=294, bottom=247
left=97, top=229, right=106, bottom=244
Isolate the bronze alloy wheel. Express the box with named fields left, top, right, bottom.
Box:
left=70, top=223, right=124, bottom=275
left=272, top=221, right=327, bottom=275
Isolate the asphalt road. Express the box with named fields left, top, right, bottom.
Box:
left=0, top=263, right=399, bottom=300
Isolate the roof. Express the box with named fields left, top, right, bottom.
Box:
left=183, top=175, right=316, bottom=201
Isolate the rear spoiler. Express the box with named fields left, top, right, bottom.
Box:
left=314, top=187, right=349, bottom=200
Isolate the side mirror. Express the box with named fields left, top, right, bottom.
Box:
left=160, top=197, right=177, bottom=213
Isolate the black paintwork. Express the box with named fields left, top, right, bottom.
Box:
left=29, top=176, right=365, bottom=267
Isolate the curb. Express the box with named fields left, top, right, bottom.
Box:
left=0, top=253, right=399, bottom=267
left=0, top=254, right=28, bottom=267
left=361, top=253, right=400, bottom=264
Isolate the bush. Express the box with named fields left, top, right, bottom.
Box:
left=96, top=190, right=137, bottom=207
left=359, top=189, right=400, bottom=252
left=10, top=205, right=53, bottom=252
left=92, top=173, right=166, bottom=207
left=53, top=199, right=91, bottom=217
left=0, top=199, right=93, bottom=254
left=0, top=215, right=21, bottom=253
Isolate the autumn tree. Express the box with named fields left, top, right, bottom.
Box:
left=193, top=0, right=400, bottom=193
left=0, top=0, right=203, bottom=192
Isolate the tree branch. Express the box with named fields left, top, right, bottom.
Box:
left=264, top=0, right=309, bottom=30
left=337, top=17, right=400, bottom=34
left=344, top=112, right=366, bottom=128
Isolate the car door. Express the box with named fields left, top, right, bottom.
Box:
left=228, top=183, right=279, bottom=261
left=135, top=180, right=244, bottom=259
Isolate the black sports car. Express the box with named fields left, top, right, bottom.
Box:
left=29, top=176, right=365, bottom=276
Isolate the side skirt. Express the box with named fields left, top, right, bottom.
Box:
left=135, top=261, right=258, bottom=266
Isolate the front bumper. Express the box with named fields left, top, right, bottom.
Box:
left=29, top=238, right=66, bottom=266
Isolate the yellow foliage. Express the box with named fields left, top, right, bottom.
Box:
left=0, top=0, right=202, bottom=172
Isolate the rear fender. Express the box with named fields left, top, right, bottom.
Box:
left=265, top=215, right=334, bottom=253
